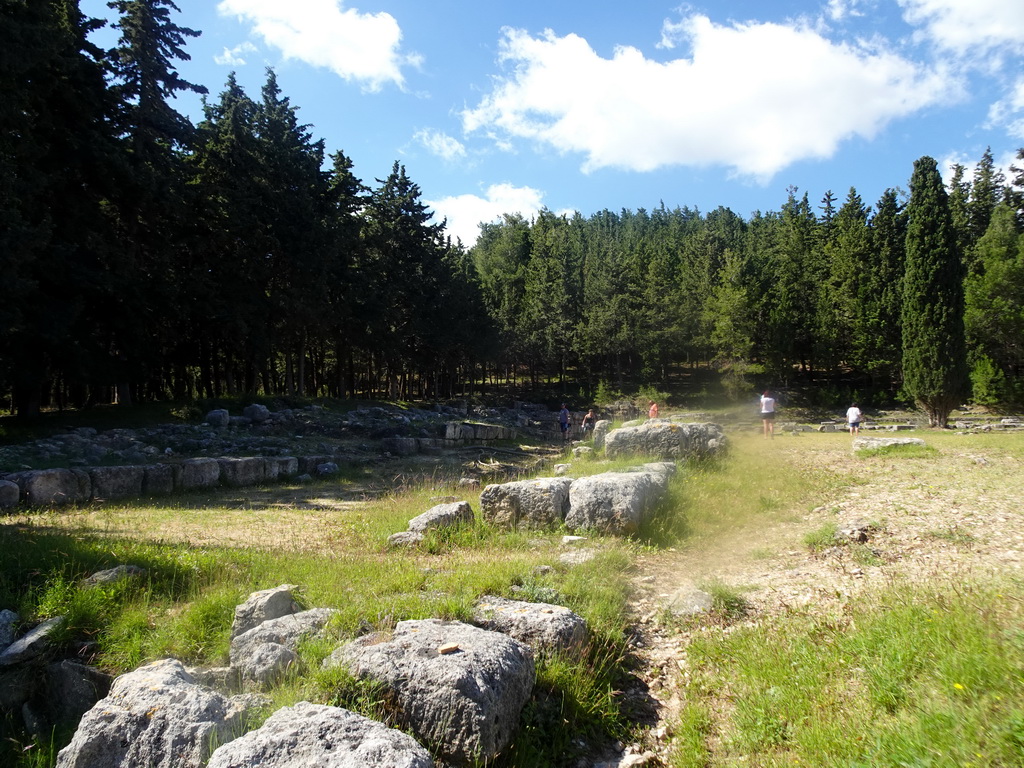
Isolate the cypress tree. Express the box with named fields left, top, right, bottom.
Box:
left=901, top=156, right=967, bottom=427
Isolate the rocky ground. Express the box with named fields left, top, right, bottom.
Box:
left=4, top=402, right=1023, bottom=767
left=613, top=426, right=1024, bottom=767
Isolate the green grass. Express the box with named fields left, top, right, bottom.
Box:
left=670, top=578, right=1024, bottom=767
left=0, top=479, right=640, bottom=767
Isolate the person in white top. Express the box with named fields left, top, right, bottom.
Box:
left=759, top=390, right=776, bottom=439
left=846, top=403, right=863, bottom=435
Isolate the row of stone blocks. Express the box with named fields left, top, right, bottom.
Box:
left=0, top=455, right=336, bottom=509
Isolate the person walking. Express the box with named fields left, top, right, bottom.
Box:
left=558, top=404, right=572, bottom=443
left=846, top=402, right=863, bottom=435
left=581, top=408, right=596, bottom=438
left=759, top=390, right=776, bottom=439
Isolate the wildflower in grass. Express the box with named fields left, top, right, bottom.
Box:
left=954, top=683, right=965, bottom=690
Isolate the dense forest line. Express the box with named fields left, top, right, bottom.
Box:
left=3, top=0, right=1024, bottom=423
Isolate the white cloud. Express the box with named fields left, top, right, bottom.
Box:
left=898, top=0, right=1024, bottom=56
left=428, top=183, right=545, bottom=247
left=987, top=77, right=1024, bottom=141
left=825, top=0, right=865, bottom=22
left=216, top=0, right=421, bottom=91
left=415, top=129, right=467, bottom=162
left=214, top=41, right=258, bottom=66
left=463, top=17, right=955, bottom=181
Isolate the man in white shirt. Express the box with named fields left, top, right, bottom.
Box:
left=846, top=403, right=863, bottom=435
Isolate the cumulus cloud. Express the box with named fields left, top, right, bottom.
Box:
left=427, top=183, right=546, bottom=247
left=415, top=129, right=467, bottom=162
left=898, top=0, right=1024, bottom=56
left=214, top=41, right=258, bottom=66
left=462, top=16, right=955, bottom=180
left=216, top=0, right=421, bottom=91
left=987, top=78, right=1024, bottom=140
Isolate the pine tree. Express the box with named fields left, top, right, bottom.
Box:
left=0, top=0, right=123, bottom=416
left=106, top=0, right=208, bottom=404
left=901, top=156, right=967, bottom=427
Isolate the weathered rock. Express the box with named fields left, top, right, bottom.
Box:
left=54, top=658, right=249, bottom=768
left=0, top=664, right=35, bottom=711
left=218, top=457, right=269, bottom=488
left=242, top=404, right=271, bottom=424
left=593, top=420, right=613, bottom=451
left=666, top=588, right=713, bottom=616
left=266, top=456, right=298, bottom=480
left=206, top=701, right=434, bottom=768
left=316, top=462, right=340, bottom=476
left=43, top=660, right=114, bottom=726
left=10, top=469, right=91, bottom=506
left=572, top=446, right=593, bottom=457
left=88, top=466, right=145, bottom=500
left=382, top=437, right=419, bottom=456
left=231, top=585, right=302, bottom=640
left=82, top=565, right=146, bottom=588
left=205, top=409, right=230, bottom=428
left=180, top=458, right=221, bottom=490
left=231, top=608, right=338, bottom=689
left=853, top=436, right=926, bottom=452
left=326, top=619, right=534, bottom=766
left=0, top=616, right=64, bottom=666
left=0, top=479, right=20, bottom=508
left=407, top=501, right=474, bottom=533
left=0, top=609, right=18, bottom=650
left=565, top=469, right=670, bottom=535
left=142, top=463, right=177, bottom=495
left=604, top=421, right=725, bottom=460
left=479, top=477, right=572, bottom=529
left=387, top=531, right=425, bottom=547
left=473, top=595, right=588, bottom=654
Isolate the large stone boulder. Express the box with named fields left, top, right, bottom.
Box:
left=34, top=660, right=114, bottom=731
left=230, top=608, right=338, bottom=689
left=218, top=457, right=270, bottom=488
left=242, top=403, right=271, bottom=424
left=54, top=658, right=250, bottom=768
left=592, top=419, right=613, bottom=451
left=853, top=436, right=926, bottom=452
left=89, top=466, right=145, bottom=500
left=231, top=585, right=302, bottom=640
left=479, top=477, right=572, bottom=529
left=407, top=501, right=474, bottom=533
left=205, top=409, right=230, bottom=428
left=604, top=421, right=725, bottom=460
left=9, top=469, right=91, bottom=506
left=564, top=468, right=671, bottom=535
left=325, top=618, right=534, bottom=766
left=0, top=479, right=20, bottom=509
left=179, top=458, right=220, bottom=490
left=473, top=596, right=588, bottom=654
left=142, top=464, right=178, bottom=496
left=206, top=701, right=434, bottom=768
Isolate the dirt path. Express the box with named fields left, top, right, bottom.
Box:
left=619, top=431, right=1024, bottom=764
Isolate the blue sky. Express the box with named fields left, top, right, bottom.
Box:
left=80, top=0, right=1024, bottom=246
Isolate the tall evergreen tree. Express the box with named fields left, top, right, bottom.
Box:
left=0, top=0, right=123, bottom=416
left=901, top=156, right=967, bottom=427
left=862, top=189, right=906, bottom=391
left=964, top=201, right=1024, bottom=384
left=105, top=0, right=208, bottom=404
